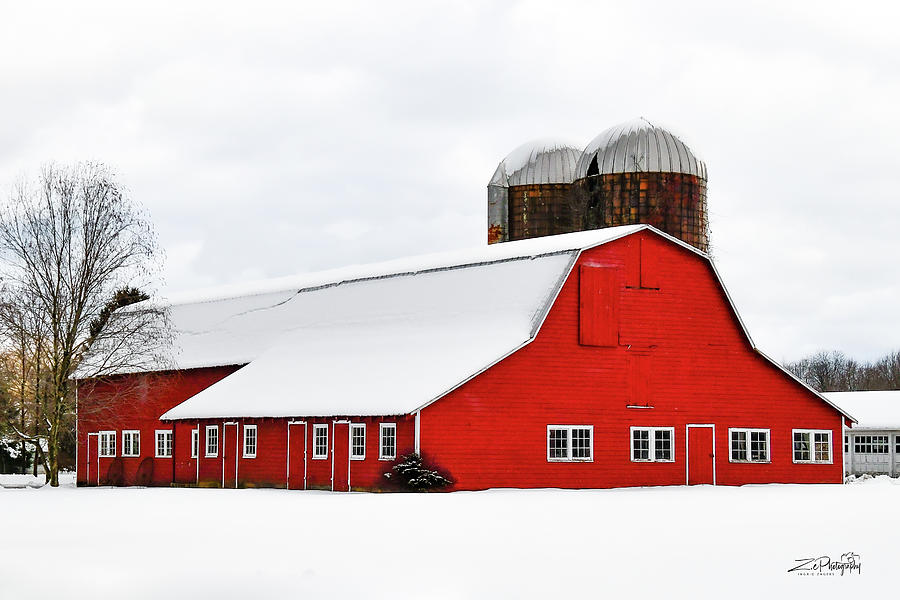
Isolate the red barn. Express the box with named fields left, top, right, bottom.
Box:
left=76, top=225, right=853, bottom=490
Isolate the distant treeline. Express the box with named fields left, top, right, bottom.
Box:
left=785, top=350, right=900, bottom=392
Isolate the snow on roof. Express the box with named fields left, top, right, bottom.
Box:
left=161, top=252, right=576, bottom=419
left=125, top=225, right=648, bottom=378
left=824, top=391, right=900, bottom=429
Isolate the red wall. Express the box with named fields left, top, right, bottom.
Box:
left=77, top=366, right=239, bottom=486
left=420, top=231, right=845, bottom=490
left=177, top=416, right=415, bottom=490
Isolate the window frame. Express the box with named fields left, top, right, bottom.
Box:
left=122, top=430, right=140, bottom=457
left=191, top=429, right=199, bottom=459
left=630, top=426, right=675, bottom=463
left=546, top=425, right=594, bottom=462
left=728, top=428, right=770, bottom=463
left=99, top=430, right=117, bottom=458
left=853, top=434, right=889, bottom=454
left=205, top=425, right=219, bottom=458
left=792, top=429, right=832, bottom=464
left=313, top=424, right=329, bottom=459
left=242, top=424, right=257, bottom=458
left=379, top=423, right=397, bottom=461
left=350, top=423, right=366, bottom=461
left=155, top=429, right=173, bottom=458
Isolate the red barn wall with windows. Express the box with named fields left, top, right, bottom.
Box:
left=419, top=231, right=844, bottom=490
left=77, top=366, right=240, bottom=486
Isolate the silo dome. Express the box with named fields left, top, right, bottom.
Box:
left=575, top=118, right=706, bottom=180
left=489, top=138, right=582, bottom=188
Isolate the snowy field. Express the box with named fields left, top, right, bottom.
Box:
left=1, top=476, right=896, bottom=599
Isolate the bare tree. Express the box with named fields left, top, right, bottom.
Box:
left=786, top=349, right=900, bottom=392
left=0, top=163, right=171, bottom=486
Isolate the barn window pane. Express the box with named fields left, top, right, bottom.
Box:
left=571, top=429, right=592, bottom=459
left=206, top=426, right=219, bottom=457
left=313, top=425, right=329, bottom=459
left=379, top=423, right=396, bottom=460
left=730, top=431, right=747, bottom=461
left=350, top=424, right=365, bottom=460
left=548, top=426, right=592, bottom=462
left=814, top=433, right=830, bottom=462
left=156, top=430, right=173, bottom=458
left=750, top=431, right=768, bottom=461
left=632, top=429, right=650, bottom=460
left=122, top=431, right=140, bottom=457
left=243, top=425, right=257, bottom=458
left=191, top=430, right=199, bottom=459
left=99, top=431, right=116, bottom=457
left=654, top=429, right=672, bottom=461
left=548, top=428, right=568, bottom=460
left=793, top=432, right=810, bottom=462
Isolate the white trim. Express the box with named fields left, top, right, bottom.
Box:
left=629, top=426, right=675, bottom=462
left=242, top=424, right=257, bottom=458
left=728, top=427, right=771, bottom=463
left=685, top=424, right=716, bottom=485
left=99, top=430, right=116, bottom=458
left=155, top=429, right=173, bottom=458
left=546, top=425, right=594, bottom=462
left=791, top=429, right=833, bottom=464
left=414, top=411, right=421, bottom=454
left=205, top=425, right=219, bottom=458
left=87, top=432, right=100, bottom=485
left=312, top=424, right=328, bottom=459
left=122, top=430, right=140, bottom=457
left=191, top=429, right=199, bottom=459
left=350, top=423, right=365, bottom=460
left=379, top=422, right=397, bottom=460
left=287, top=420, right=307, bottom=490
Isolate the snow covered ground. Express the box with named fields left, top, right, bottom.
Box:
left=1, top=476, right=896, bottom=599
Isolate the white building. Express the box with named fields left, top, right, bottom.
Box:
left=826, top=391, right=900, bottom=476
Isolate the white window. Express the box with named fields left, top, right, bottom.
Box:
left=729, top=428, right=769, bottom=463
left=206, top=425, right=219, bottom=457
left=379, top=423, right=396, bottom=460
left=243, top=425, right=257, bottom=458
left=350, top=424, right=365, bottom=460
left=547, top=425, right=593, bottom=462
left=854, top=435, right=888, bottom=454
left=155, top=430, right=173, bottom=458
left=191, top=429, right=199, bottom=459
left=844, top=435, right=849, bottom=454
left=792, top=429, right=832, bottom=464
left=630, top=427, right=674, bottom=462
left=122, top=430, right=140, bottom=457
left=99, top=431, right=116, bottom=457
left=313, top=424, right=328, bottom=459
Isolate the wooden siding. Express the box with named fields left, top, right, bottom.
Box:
left=420, top=231, right=843, bottom=490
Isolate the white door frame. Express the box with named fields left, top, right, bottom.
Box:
left=223, top=422, right=239, bottom=488
left=287, top=420, right=308, bottom=490
left=87, top=432, right=100, bottom=486
left=685, top=424, right=716, bottom=485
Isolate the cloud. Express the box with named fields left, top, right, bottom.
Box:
left=1, top=0, right=897, bottom=362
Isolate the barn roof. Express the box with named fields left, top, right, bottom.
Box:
left=155, top=224, right=852, bottom=422
left=159, top=225, right=649, bottom=419
left=824, top=391, right=900, bottom=430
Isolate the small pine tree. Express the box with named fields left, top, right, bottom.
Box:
left=384, top=452, right=452, bottom=491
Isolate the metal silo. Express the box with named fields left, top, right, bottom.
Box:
left=573, top=118, right=709, bottom=252
left=487, top=139, right=583, bottom=244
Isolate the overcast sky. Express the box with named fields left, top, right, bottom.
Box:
left=1, top=0, right=898, bottom=363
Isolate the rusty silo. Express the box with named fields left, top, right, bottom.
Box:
left=487, top=139, right=582, bottom=244
left=573, top=118, right=708, bottom=252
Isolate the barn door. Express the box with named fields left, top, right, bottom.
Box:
left=287, top=422, right=307, bottom=490
left=332, top=421, right=350, bottom=492
left=686, top=425, right=715, bottom=485
left=87, top=433, right=100, bottom=486
left=223, top=422, right=239, bottom=489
